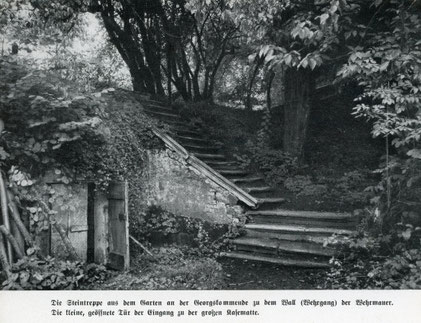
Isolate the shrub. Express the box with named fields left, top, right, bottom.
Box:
left=246, top=145, right=299, bottom=185
left=0, top=56, right=161, bottom=244
left=2, top=253, right=109, bottom=290
left=122, top=246, right=225, bottom=290
left=324, top=217, right=421, bottom=289
left=130, top=206, right=236, bottom=257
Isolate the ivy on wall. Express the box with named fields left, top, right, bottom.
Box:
left=0, top=56, right=163, bottom=238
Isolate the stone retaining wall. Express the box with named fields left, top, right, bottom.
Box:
left=139, top=149, right=243, bottom=224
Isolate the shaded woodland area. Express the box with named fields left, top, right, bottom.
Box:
left=0, top=0, right=420, bottom=290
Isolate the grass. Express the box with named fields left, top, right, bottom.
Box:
left=84, top=246, right=224, bottom=290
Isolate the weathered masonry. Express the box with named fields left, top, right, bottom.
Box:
left=138, top=131, right=254, bottom=224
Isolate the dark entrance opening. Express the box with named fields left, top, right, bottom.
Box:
left=87, top=183, right=95, bottom=263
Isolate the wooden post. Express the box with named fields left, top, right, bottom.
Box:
left=0, top=232, right=10, bottom=278
left=7, top=190, right=25, bottom=253
left=8, top=203, right=34, bottom=247
left=0, top=225, right=24, bottom=259
left=107, top=181, right=129, bottom=271
left=0, top=173, right=13, bottom=261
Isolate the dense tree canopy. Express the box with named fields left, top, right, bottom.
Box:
left=1, top=0, right=420, bottom=213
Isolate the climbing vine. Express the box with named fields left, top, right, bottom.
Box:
left=0, top=55, right=163, bottom=273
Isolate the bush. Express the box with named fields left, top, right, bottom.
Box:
left=247, top=145, right=299, bottom=185
left=130, top=246, right=224, bottom=290
left=176, top=101, right=261, bottom=156
left=2, top=253, right=109, bottom=290
left=324, top=218, right=421, bottom=289
left=0, top=56, right=162, bottom=244
left=130, top=206, right=237, bottom=257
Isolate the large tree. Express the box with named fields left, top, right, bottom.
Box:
left=227, top=0, right=420, bottom=160
left=87, top=0, right=240, bottom=101
left=4, top=0, right=420, bottom=163
left=2, top=0, right=240, bottom=101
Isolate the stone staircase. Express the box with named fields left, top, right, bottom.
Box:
left=141, top=98, right=357, bottom=268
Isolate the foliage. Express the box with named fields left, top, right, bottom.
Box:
left=214, top=56, right=266, bottom=109
left=336, top=0, right=421, bottom=225
left=325, top=213, right=421, bottom=289
left=137, top=246, right=224, bottom=290
left=237, top=0, right=421, bottom=223
left=0, top=55, right=103, bottom=232
left=130, top=206, right=237, bottom=257
left=2, top=253, right=109, bottom=290
left=284, top=175, right=315, bottom=194
left=1, top=0, right=279, bottom=101
left=319, top=171, right=373, bottom=207
left=85, top=246, right=224, bottom=290
left=47, top=15, right=132, bottom=92
left=177, top=100, right=258, bottom=152
left=0, top=56, right=101, bottom=174
left=1, top=1, right=131, bottom=94
left=246, top=144, right=299, bottom=185
left=0, top=0, right=86, bottom=55
left=70, top=0, right=242, bottom=100
left=282, top=172, right=368, bottom=209
left=0, top=55, right=160, bottom=236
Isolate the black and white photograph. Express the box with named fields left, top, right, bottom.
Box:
left=0, top=0, right=420, bottom=321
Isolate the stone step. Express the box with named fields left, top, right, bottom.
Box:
left=245, top=223, right=354, bottom=237
left=247, top=209, right=357, bottom=229
left=175, top=128, right=203, bottom=137
left=219, top=251, right=330, bottom=268
left=139, top=97, right=354, bottom=268
left=211, top=164, right=242, bottom=171
left=204, top=160, right=238, bottom=168
left=216, top=169, right=250, bottom=177
left=163, top=120, right=189, bottom=127
left=232, top=237, right=334, bottom=257
left=144, top=99, right=168, bottom=105
left=176, top=135, right=209, bottom=144
left=244, top=186, right=274, bottom=194
left=231, top=176, right=265, bottom=184
left=256, top=198, right=286, bottom=209
left=144, top=103, right=174, bottom=113
left=192, top=152, right=226, bottom=161
left=145, top=109, right=180, bottom=120
left=258, top=197, right=286, bottom=204
left=247, top=209, right=353, bottom=220
left=183, top=143, right=219, bottom=153
left=243, top=228, right=331, bottom=244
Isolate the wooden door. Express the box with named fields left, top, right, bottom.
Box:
left=50, top=184, right=88, bottom=261
left=107, top=181, right=130, bottom=270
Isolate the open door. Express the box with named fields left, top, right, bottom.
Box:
left=107, top=181, right=130, bottom=270
left=50, top=184, right=88, bottom=261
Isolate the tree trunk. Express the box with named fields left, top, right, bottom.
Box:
left=138, top=19, right=165, bottom=96
left=100, top=11, right=154, bottom=94
left=246, top=61, right=262, bottom=110
left=283, top=68, right=313, bottom=159
left=266, top=70, right=276, bottom=111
